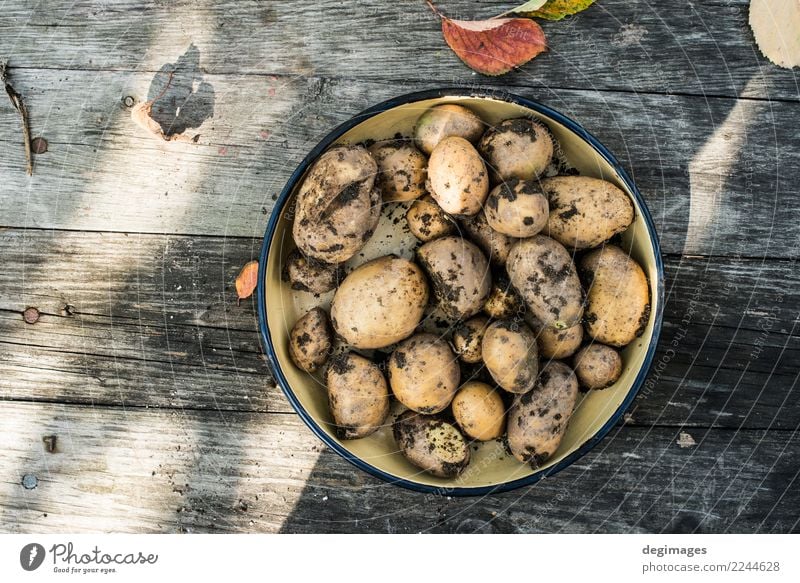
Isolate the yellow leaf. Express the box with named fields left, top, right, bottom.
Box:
left=516, top=0, right=596, bottom=21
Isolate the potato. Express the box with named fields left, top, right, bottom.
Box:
left=452, top=315, right=489, bottom=364
left=283, top=249, right=342, bottom=294
left=481, top=320, right=538, bottom=394
left=506, top=235, right=584, bottom=330
left=458, top=210, right=517, bottom=267
left=331, top=255, right=429, bottom=349
left=393, top=410, right=471, bottom=478
left=527, top=314, right=584, bottom=360
left=507, top=361, right=579, bottom=467
left=289, top=307, right=333, bottom=373
left=414, top=104, right=485, bottom=155
left=406, top=195, right=456, bottom=242
left=417, top=236, right=492, bottom=320
left=427, top=137, right=489, bottom=216
left=326, top=352, right=389, bottom=439
left=580, top=246, right=650, bottom=347
left=289, top=307, right=333, bottom=372
left=388, top=333, right=460, bottom=414
left=483, top=277, right=525, bottom=320
left=479, top=118, right=554, bottom=181
left=573, top=344, right=623, bottom=390
left=368, top=140, right=428, bottom=202
left=485, top=179, right=549, bottom=238
left=292, top=145, right=380, bottom=263
left=451, top=381, right=506, bottom=441
left=542, top=176, right=634, bottom=249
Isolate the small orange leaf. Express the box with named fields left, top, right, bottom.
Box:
left=441, top=17, right=547, bottom=76
left=235, top=260, right=259, bottom=300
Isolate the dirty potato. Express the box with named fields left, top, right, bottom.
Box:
left=414, top=103, right=485, bottom=155
left=573, top=344, right=623, bottom=390
left=452, top=315, right=489, bottom=364
left=292, top=145, right=380, bottom=264
left=507, top=361, right=579, bottom=468
left=283, top=249, right=342, bottom=294
left=479, top=118, right=554, bottom=181
left=506, top=235, right=584, bottom=330
left=542, top=176, right=634, bottom=249
left=417, top=236, right=492, bottom=320
left=326, top=352, right=389, bottom=439
left=458, top=210, right=517, bottom=267
left=485, top=179, right=549, bottom=238
left=427, top=136, right=489, bottom=216
left=406, top=195, right=456, bottom=242
left=289, top=307, right=333, bottom=373
left=481, top=320, right=538, bottom=394
left=483, top=277, right=525, bottom=320
left=580, top=245, right=650, bottom=347
left=451, top=381, right=506, bottom=441
left=393, top=410, right=471, bottom=478
left=368, top=139, right=428, bottom=202
left=331, top=255, right=429, bottom=349
left=388, top=333, right=460, bottom=414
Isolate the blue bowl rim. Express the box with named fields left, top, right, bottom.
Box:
left=256, top=88, right=665, bottom=497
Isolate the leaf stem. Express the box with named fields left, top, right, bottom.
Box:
left=425, top=0, right=444, bottom=19
left=150, top=70, right=175, bottom=105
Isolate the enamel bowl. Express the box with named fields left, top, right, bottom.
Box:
left=257, top=89, right=664, bottom=495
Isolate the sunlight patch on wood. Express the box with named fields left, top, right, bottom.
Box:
left=686, top=78, right=766, bottom=255
left=0, top=403, right=323, bottom=533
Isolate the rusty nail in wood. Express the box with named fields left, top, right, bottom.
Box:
left=122, top=95, right=135, bottom=108
left=23, top=306, right=39, bottom=324
left=42, top=435, right=57, bottom=453
left=31, top=136, right=48, bottom=154
left=22, top=474, right=38, bottom=489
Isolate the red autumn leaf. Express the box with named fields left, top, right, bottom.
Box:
left=235, top=260, right=259, bottom=301
left=441, top=17, right=547, bottom=76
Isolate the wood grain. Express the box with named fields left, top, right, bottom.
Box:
left=0, top=1, right=797, bottom=101
left=1, top=401, right=796, bottom=534
left=0, top=229, right=797, bottom=428
left=0, top=69, right=798, bottom=257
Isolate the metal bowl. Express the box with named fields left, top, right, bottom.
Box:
left=257, top=89, right=664, bottom=495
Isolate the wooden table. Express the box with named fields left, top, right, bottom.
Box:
left=1, top=1, right=798, bottom=534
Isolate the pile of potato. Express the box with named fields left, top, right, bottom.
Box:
left=284, top=103, right=650, bottom=480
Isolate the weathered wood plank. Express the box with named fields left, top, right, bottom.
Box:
left=1, top=70, right=798, bottom=257
left=0, top=229, right=797, bottom=428
left=1, top=401, right=796, bottom=533
left=0, top=310, right=286, bottom=413
left=0, top=0, right=797, bottom=101
left=0, top=228, right=283, bottom=412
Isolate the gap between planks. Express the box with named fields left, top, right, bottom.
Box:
left=1, top=395, right=796, bottom=431
left=0, top=226, right=795, bottom=264
left=2, top=66, right=797, bottom=106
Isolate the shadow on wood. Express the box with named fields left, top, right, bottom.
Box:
left=277, top=429, right=799, bottom=533
left=146, top=44, right=215, bottom=138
